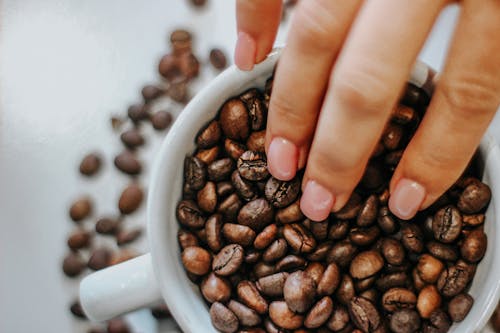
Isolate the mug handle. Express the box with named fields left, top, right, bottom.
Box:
left=80, top=253, right=161, bottom=322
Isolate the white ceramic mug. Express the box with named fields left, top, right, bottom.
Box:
left=80, top=49, right=500, bottom=333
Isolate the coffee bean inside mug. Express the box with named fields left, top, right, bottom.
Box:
left=176, top=76, right=491, bottom=333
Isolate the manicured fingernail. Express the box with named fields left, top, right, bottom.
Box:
left=300, top=181, right=334, bottom=221
left=234, top=31, right=256, bottom=71
left=389, top=178, right=426, bottom=220
left=268, top=137, right=298, bottom=181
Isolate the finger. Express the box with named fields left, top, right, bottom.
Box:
left=389, top=0, right=500, bottom=220
left=235, top=0, right=282, bottom=70
left=266, top=0, right=363, bottom=181
left=301, top=0, right=447, bottom=221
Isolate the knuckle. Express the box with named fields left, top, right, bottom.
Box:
left=293, top=0, right=340, bottom=49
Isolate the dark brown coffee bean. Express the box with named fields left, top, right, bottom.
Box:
left=88, top=247, right=111, bottom=271
left=432, top=205, right=462, bottom=243
left=222, top=223, right=256, bottom=247
left=375, top=272, right=408, bottom=291
left=276, top=254, right=306, bottom=272
left=237, top=151, right=269, bottom=181
left=328, top=220, right=350, bottom=240
left=182, top=246, right=212, bottom=275
left=67, top=230, right=91, bottom=250
left=462, top=213, right=485, bottom=227
left=205, top=214, right=223, bottom=252
left=201, top=272, right=232, bottom=303
left=224, top=138, right=247, bottom=160
left=269, top=301, right=304, bottom=330
left=246, top=130, right=266, bottom=152
left=360, top=289, right=379, bottom=304
left=458, top=181, right=491, bottom=214
left=158, top=54, right=181, bottom=80
left=150, top=304, right=170, bottom=319
left=327, top=306, right=350, bottom=331
left=170, top=29, right=192, bottom=55
left=196, top=120, right=221, bottom=149
left=456, top=259, right=477, bottom=278
left=275, top=200, right=304, bottom=224
left=237, top=198, right=274, bottom=231
left=208, top=48, right=227, bottom=70
left=228, top=300, right=261, bottom=327
left=335, top=193, right=362, bottom=219
left=116, top=228, right=142, bottom=246
left=417, top=254, right=444, bottom=283
left=262, top=238, right=288, bottom=262
left=210, top=302, right=239, bottom=333
left=120, top=129, right=145, bottom=150
left=231, top=170, right=256, bottom=201
left=218, top=193, right=243, bottom=220
left=307, top=241, right=332, bottom=261
left=220, top=98, right=249, bottom=141
left=70, top=300, right=86, bottom=319
left=254, top=224, right=278, bottom=250
left=69, top=197, right=92, bottom=222
left=426, top=310, right=451, bottom=333
left=208, top=158, right=234, bottom=181
left=382, top=123, right=404, bottom=150
left=151, top=110, right=173, bottom=130
left=389, top=309, right=420, bottom=333
left=378, top=206, right=397, bottom=234
left=265, top=176, right=301, bottom=208
left=107, top=318, right=130, bottom=333
left=317, top=262, right=340, bottom=296
left=306, top=220, right=327, bottom=241
left=244, top=248, right=261, bottom=264
left=284, top=271, right=317, bottom=313
left=184, top=156, right=207, bottom=191
left=176, top=200, right=206, bottom=229
left=348, top=297, right=381, bottom=332
left=216, top=181, right=234, bottom=198
left=237, top=280, right=268, bottom=314
left=283, top=223, right=317, bottom=253
left=257, top=272, right=289, bottom=297
left=127, top=103, right=149, bottom=123
left=381, top=238, right=405, bottom=265
left=118, top=183, right=144, bottom=214
left=141, top=84, right=164, bottom=102
left=304, top=262, right=325, bottom=286
left=426, top=241, right=458, bottom=262
left=304, top=296, right=333, bottom=328
left=448, top=293, right=473, bottom=322
left=355, top=275, right=376, bottom=295
left=114, top=151, right=141, bottom=175
left=79, top=153, right=101, bottom=176
left=350, top=250, right=384, bottom=279
left=241, top=89, right=267, bottom=131
left=392, top=105, right=417, bottom=124
left=357, top=195, right=379, bottom=227
left=62, top=252, right=86, bottom=277
left=326, top=239, right=357, bottom=267
left=437, top=265, right=470, bottom=298
left=197, top=181, right=218, bottom=213
left=254, top=261, right=277, bottom=278
left=460, top=228, right=487, bottom=263
left=349, top=226, right=380, bottom=246
left=381, top=288, right=417, bottom=312
left=213, top=244, right=244, bottom=276
left=401, top=223, right=424, bottom=253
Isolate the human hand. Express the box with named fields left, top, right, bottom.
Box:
left=235, top=0, right=500, bottom=221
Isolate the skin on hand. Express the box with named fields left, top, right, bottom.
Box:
left=235, top=0, right=500, bottom=221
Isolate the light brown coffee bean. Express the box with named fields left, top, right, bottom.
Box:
left=222, top=223, right=256, bottom=247
left=257, top=272, right=289, bottom=297
left=462, top=213, right=485, bottom=227
left=350, top=250, right=384, bottom=279
left=283, top=223, right=316, bottom=253
left=169, top=29, right=192, bottom=54
left=254, top=224, right=278, bottom=250
left=196, top=120, right=221, bottom=149
left=327, top=306, right=350, bottom=331
left=304, top=262, right=325, bottom=286
left=228, top=300, right=261, bottom=327
left=67, top=230, right=91, bottom=250
left=381, top=288, right=417, bottom=312
left=114, top=151, right=141, bottom=175
left=284, top=271, right=317, bottom=313
left=120, top=128, right=145, bottom=150
left=178, top=229, right=199, bottom=250
left=88, top=247, right=112, bottom=271
left=69, top=197, right=92, bottom=222
left=416, top=254, right=444, bottom=283
left=224, top=139, right=247, bottom=160
left=304, top=296, right=333, bottom=328
left=269, top=301, right=304, bottom=330
left=417, top=285, right=441, bottom=319
left=317, top=263, right=341, bottom=296
left=213, top=244, right=244, bottom=276
left=210, top=302, right=239, bottom=333
left=95, top=217, right=120, bottom=235
left=201, top=272, right=232, bottom=303
left=237, top=280, right=268, bottom=314
left=62, top=252, right=86, bottom=277
left=196, top=146, right=220, bottom=165
left=118, top=184, right=144, bottom=214
left=116, top=228, right=142, bottom=246
left=181, top=246, right=212, bottom=276
left=253, top=261, right=277, bottom=278
left=79, top=153, right=101, bottom=176
left=205, top=214, right=223, bottom=252
left=197, top=181, right=218, bottom=213
left=437, top=265, right=470, bottom=298
left=381, top=238, right=405, bottom=265
left=246, top=130, right=266, bottom=152
left=276, top=255, right=306, bottom=272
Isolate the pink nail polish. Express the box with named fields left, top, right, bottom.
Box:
left=234, top=31, right=256, bottom=71
left=268, top=137, right=298, bottom=181
left=389, top=178, right=426, bottom=220
left=300, top=181, right=334, bottom=222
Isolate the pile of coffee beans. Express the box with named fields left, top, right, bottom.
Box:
left=177, top=76, right=491, bottom=333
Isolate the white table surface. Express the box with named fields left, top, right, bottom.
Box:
left=0, top=1, right=499, bottom=332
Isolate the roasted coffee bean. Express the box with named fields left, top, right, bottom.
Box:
left=458, top=181, right=491, bottom=214
left=375, top=272, right=409, bottom=291
left=240, top=89, right=266, bottom=131
left=276, top=254, right=306, bottom=272
left=118, top=183, right=144, bottom=214
left=210, top=302, right=239, bottom=333
left=316, top=262, right=340, bottom=296
left=168, top=81, right=189, bottom=103
left=328, top=220, right=350, bottom=240
left=213, top=244, right=244, bottom=276
left=222, top=223, right=256, bottom=247
left=67, top=230, right=91, bottom=250
left=62, top=252, right=86, bottom=277
left=218, top=193, right=243, bottom=220
left=231, top=170, right=256, bottom=201
left=224, top=139, right=247, bottom=160
left=389, top=309, right=420, bottom=333
left=237, top=151, right=269, bottom=181
left=307, top=241, right=332, bottom=261
left=304, top=296, right=334, bottom=328
left=460, top=228, right=487, bottom=263
left=114, top=151, right=141, bottom=175
left=254, top=224, right=278, bottom=250
left=69, top=197, right=92, bottom=222
left=150, top=304, right=171, bottom=319
left=151, top=110, right=173, bottom=130
left=381, top=238, right=405, bottom=265
left=361, top=162, right=386, bottom=191
left=335, top=193, right=362, bottom=219
left=432, top=206, right=462, bottom=244
left=336, top=274, right=356, bottom=305
left=237, top=280, right=268, bottom=314
left=262, top=238, right=288, bottom=262
left=382, top=123, right=404, bottom=150
left=182, top=246, right=212, bottom=276
left=327, top=305, right=350, bottom=331
left=178, top=52, right=199, bottom=79
left=447, top=293, right=473, bottom=322
left=184, top=156, right=207, bottom=191
left=348, top=297, right=381, bottom=332
left=127, top=103, right=149, bottom=123
left=141, top=84, right=164, bottom=102
left=209, top=48, right=227, bottom=70
left=205, top=214, right=223, bottom=252
left=360, top=289, right=379, bottom=304
left=269, top=301, right=304, bottom=330
left=120, top=129, right=145, bottom=149
left=456, top=259, right=477, bottom=278
left=196, top=120, right=221, bottom=149
left=197, top=181, right=218, bottom=213
left=384, top=150, right=403, bottom=167
left=378, top=206, right=397, bottom=234
left=392, top=105, right=417, bottom=124
left=357, top=195, right=379, bottom=226
left=275, top=200, right=304, bottom=224
left=401, top=223, right=424, bottom=253
left=326, top=239, right=357, bottom=268
left=228, top=300, right=261, bottom=327
left=254, top=261, right=277, bottom=278
left=88, top=247, right=111, bottom=271
left=244, top=249, right=261, bottom=264
left=350, top=250, right=384, bottom=279
left=492, top=305, right=500, bottom=332
left=416, top=254, right=444, bottom=283
left=79, top=153, right=101, bottom=176
left=237, top=198, right=274, bottom=231
left=265, top=176, right=301, bottom=208
left=220, top=98, right=249, bottom=141
left=176, top=200, right=206, bottom=229
left=201, top=272, right=232, bottom=303
left=109, top=249, right=138, bottom=266
left=246, top=130, right=266, bottom=152
left=349, top=226, right=380, bottom=246
left=284, top=271, right=317, bottom=313
left=382, top=288, right=417, bottom=312
left=116, top=228, right=142, bottom=246
left=208, top=158, right=234, bottom=181
left=70, top=300, right=86, bottom=319
left=437, top=265, right=470, bottom=298
left=462, top=213, right=485, bottom=227
left=304, top=262, right=325, bottom=286
left=283, top=223, right=317, bottom=253
left=309, top=220, right=329, bottom=240
left=170, top=29, right=192, bottom=55
left=426, top=241, right=458, bottom=262
left=216, top=181, right=234, bottom=198
left=425, top=310, right=451, bottom=333
left=107, top=318, right=131, bottom=333
left=257, top=272, right=288, bottom=297
left=158, top=54, right=181, bottom=80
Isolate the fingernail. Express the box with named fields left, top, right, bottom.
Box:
left=268, top=137, right=298, bottom=181
left=300, top=181, right=334, bottom=222
left=389, top=178, right=426, bottom=220
left=234, top=31, right=256, bottom=71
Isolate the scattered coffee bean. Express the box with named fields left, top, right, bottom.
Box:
left=151, top=110, right=173, bottom=130
left=67, top=230, right=92, bottom=250
left=88, top=247, right=111, bottom=271
left=96, top=217, right=121, bottom=235
left=304, top=296, right=333, bottom=328
left=120, top=129, right=145, bottom=149
left=116, top=228, right=142, bottom=246
left=150, top=303, right=171, bottom=319
left=114, top=151, right=142, bottom=175
left=69, top=197, right=92, bottom=222
left=118, top=183, right=144, bottom=214
left=109, top=249, right=138, bottom=266
left=170, top=29, right=192, bottom=55
left=79, top=153, right=101, bottom=176
left=141, top=84, right=164, bottom=102
left=70, top=300, right=86, bottom=319
left=210, top=48, right=227, bottom=70
left=127, top=103, right=149, bottom=123
left=106, top=318, right=130, bottom=333
left=62, top=252, right=86, bottom=277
